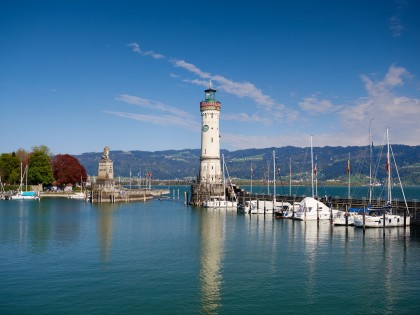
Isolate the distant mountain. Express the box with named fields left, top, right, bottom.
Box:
left=75, top=145, right=420, bottom=185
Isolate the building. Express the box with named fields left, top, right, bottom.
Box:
left=190, top=83, right=224, bottom=205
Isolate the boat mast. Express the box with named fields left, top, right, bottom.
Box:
left=19, top=162, right=23, bottom=193
left=390, top=142, right=409, bottom=214
left=315, top=154, right=318, bottom=198
left=369, top=120, right=373, bottom=205
left=310, top=135, right=314, bottom=198
left=25, top=164, right=28, bottom=192
left=250, top=161, right=253, bottom=194
left=289, top=157, right=292, bottom=196
left=386, top=128, right=392, bottom=206
left=266, top=160, right=270, bottom=195
left=273, top=150, right=276, bottom=205
left=348, top=152, right=351, bottom=199
left=222, top=154, right=226, bottom=200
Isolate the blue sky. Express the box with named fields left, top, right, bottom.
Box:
left=1, top=0, right=419, bottom=155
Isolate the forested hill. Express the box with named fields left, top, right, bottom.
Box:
left=76, top=145, right=420, bottom=185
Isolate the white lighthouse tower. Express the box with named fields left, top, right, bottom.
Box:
left=199, top=82, right=223, bottom=186
left=190, top=82, right=224, bottom=205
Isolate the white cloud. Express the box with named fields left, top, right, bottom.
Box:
left=110, top=94, right=199, bottom=131
left=221, top=132, right=345, bottom=150
left=116, top=94, right=192, bottom=118
left=390, top=16, right=404, bottom=37
left=339, top=65, right=420, bottom=145
left=105, top=111, right=199, bottom=130
left=221, top=112, right=272, bottom=125
left=299, top=97, right=342, bottom=114
left=127, top=42, right=165, bottom=59
left=171, top=59, right=276, bottom=108
left=171, top=59, right=211, bottom=79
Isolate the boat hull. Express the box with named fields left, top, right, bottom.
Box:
left=354, top=214, right=410, bottom=228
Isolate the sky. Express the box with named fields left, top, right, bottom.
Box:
left=1, top=0, right=420, bottom=155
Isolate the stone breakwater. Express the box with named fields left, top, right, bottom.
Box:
left=90, top=187, right=169, bottom=203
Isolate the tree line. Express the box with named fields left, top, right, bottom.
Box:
left=0, top=145, right=87, bottom=188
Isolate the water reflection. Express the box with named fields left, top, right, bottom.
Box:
left=0, top=199, right=84, bottom=252
left=95, top=203, right=116, bottom=263
left=198, top=209, right=225, bottom=314
left=355, top=227, right=410, bottom=313
left=297, top=221, right=331, bottom=303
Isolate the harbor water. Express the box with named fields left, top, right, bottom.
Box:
left=1, top=186, right=420, bottom=314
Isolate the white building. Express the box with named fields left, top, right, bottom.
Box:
left=190, top=83, right=224, bottom=205
left=199, top=83, right=222, bottom=186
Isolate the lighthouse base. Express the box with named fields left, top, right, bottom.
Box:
left=189, top=182, right=225, bottom=206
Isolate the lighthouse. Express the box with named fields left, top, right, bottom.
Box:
left=190, top=82, right=224, bottom=205
left=199, top=82, right=222, bottom=186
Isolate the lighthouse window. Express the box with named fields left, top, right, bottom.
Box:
left=211, top=137, right=213, bottom=143
left=205, top=149, right=206, bottom=154
left=211, top=113, right=213, bottom=118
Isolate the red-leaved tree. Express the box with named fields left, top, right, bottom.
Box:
left=52, top=154, right=87, bottom=187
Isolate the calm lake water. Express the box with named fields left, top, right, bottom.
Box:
left=1, top=186, right=420, bottom=314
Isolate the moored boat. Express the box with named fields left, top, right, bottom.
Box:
left=354, top=128, right=410, bottom=228
left=274, top=202, right=299, bottom=219
left=69, top=192, right=86, bottom=200
left=294, top=197, right=337, bottom=221
left=333, top=209, right=358, bottom=226
left=11, top=191, right=39, bottom=200
left=10, top=163, right=39, bottom=200
left=353, top=206, right=410, bottom=228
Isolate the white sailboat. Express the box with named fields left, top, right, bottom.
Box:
left=333, top=153, right=355, bottom=225
left=294, top=196, right=337, bottom=221
left=294, top=136, right=338, bottom=221
left=11, top=163, right=39, bottom=200
left=354, top=128, right=410, bottom=228
left=249, top=151, right=279, bottom=214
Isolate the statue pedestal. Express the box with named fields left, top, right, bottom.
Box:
left=96, top=147, right=114, bottom=188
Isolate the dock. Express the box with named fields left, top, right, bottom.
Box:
left=232, top=185, right=420, bottom=225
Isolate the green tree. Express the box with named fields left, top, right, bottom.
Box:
left=28, top=151, right=54, bottom=185
left=0, top=153, right=21, bottom=184
left=31, top=145, right=53, bottom=158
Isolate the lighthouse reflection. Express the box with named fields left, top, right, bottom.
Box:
left=199, top=208, right=225, bottom=314
left=96, top=203, right=115, bottom=263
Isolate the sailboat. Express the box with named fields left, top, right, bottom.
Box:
left=333, top=153, right=358, bottom=226
left=11, top=163, right=39, bottom=200
left=354, top=128, right=410, bottom=228
left=294, top=136, right=337, bottom=221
